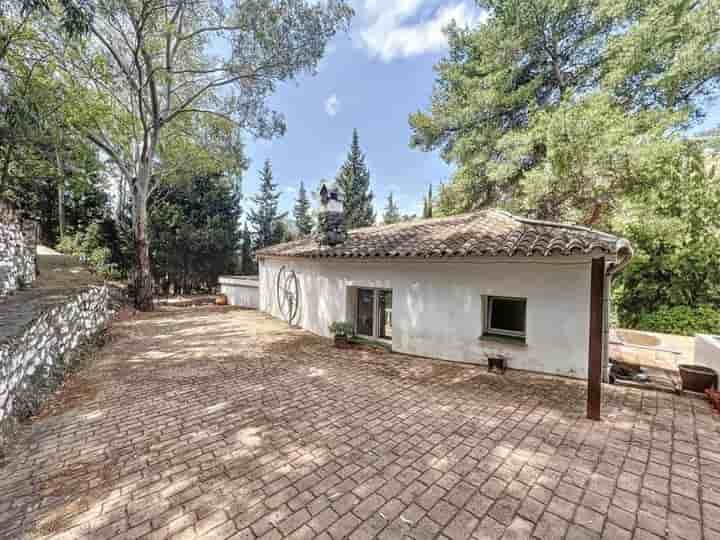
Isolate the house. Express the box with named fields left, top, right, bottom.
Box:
left=256, top=183, right=631, bottom=414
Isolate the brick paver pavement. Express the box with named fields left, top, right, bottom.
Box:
left=1, top=307, right=720, bottom=540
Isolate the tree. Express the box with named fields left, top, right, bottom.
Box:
left=54, top=0, right=352, bottom=309
left=422, top=184, right=433, bottom=218
left=248, top=159, right=286, bottom=250
left=149, top=174, right=241, bottom=294
left=383, top=192, right=400, bottom=225
left=0, top=7, right=110, bottom=244
left=239, top=221, right=256, bottom=275
left=409, top=0, right=720, bottom=220
left=336, top=129, right=375, bottom=228
left=15, top=0, right=94, bottom=37
left=614, top=145, right=720, bottom=331
left=293, top=180, right=313, bottom=236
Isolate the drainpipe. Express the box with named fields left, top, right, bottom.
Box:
left=602, top=239, right=633, bottom=383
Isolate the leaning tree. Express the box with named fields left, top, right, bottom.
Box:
left=56, top=0, right=352, bottom=309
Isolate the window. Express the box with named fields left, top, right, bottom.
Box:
left=485, top=296, right=526, bottom=339
left=355, top=288, right=393, bottom=340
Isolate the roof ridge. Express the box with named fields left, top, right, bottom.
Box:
left=347, top=209, right=493, bottom=235
left=501, top=211, right=619, bottom=241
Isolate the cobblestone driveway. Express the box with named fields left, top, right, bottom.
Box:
left=1, top=307, right=720, bottom=540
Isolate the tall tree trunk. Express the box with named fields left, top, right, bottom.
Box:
left=57, top=179, right=65, bottom=239
left=55, top=140, right=65, bottom=240
left=132, top=177, right=154, bottom=311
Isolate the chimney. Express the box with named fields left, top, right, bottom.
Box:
left=317, top=181, right=346, bottom=246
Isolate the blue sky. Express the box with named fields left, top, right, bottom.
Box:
left=242, top=0, right=720, bottom=219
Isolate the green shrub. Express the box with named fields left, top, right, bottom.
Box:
left=56, top=233, right=83, bottom=258
left=635, top=304, right=720, bottom=336
left=55, top=220, right=129, bottom=279
left=329, top=321, right=354, bottom=337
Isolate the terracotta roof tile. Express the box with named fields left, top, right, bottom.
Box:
left=256, top=210, right=629, bottom=260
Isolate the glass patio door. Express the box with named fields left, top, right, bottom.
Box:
left=356, top=288, right=375, bottom=336
left=378, top=290, right=392, bottom=339
left=355, top=288, right=392, bottom=340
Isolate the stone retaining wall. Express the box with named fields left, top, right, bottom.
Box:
left=0, top=284, right=116, bottom=448
left=0, top=200, right=38, bottom=296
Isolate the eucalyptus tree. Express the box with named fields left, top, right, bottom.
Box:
left=59, top=0, right=352, bottom=309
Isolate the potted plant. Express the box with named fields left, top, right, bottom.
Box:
left=329, top=321, right=354, bottom=348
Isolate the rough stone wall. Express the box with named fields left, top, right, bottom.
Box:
left=0, top=200, right=38, bottom=296
left=0, top=285, right=114, bottom=447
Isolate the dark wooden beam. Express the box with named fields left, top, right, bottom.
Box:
left=587, top=257, right=605, bottom=421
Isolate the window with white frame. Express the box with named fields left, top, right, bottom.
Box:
left=484, top=296, right=527, bottom=340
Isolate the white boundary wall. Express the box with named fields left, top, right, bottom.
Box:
left=259, top=256, right=597, bottom=379
left=219, top=276, right=259, bottom=309
left=694, top=334, right=720, bottom=373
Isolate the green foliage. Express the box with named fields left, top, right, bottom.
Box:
left=615, top=148, right=720, bottom=329
left=239, top=222, right=256, bottom=275
left=329, top=321, right=354, bottom=337
left=293, top=181, right=313, bottom=236
left=422, top=184, right=433, bottom=219
left=56, top=218, right=130, bottom=278
left=20, top=0, right=94, bottom=36
left=410, top=0, right=720, bottom=220
left=248, top=159, right=287, bottom=250
left=0, top=8, right=110, bottom=244
left=383, top=192, right=401, bottom=225
left=149, top=175, right=242, bottom=294
left=635, top=305, right=720, bottom=336
left=336, top=129, right=375, bottom=229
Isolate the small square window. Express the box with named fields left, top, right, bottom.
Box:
left=485, top=296, right=526, bottom=339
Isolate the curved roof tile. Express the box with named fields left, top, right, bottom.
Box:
left=256, top=210, right=629, bottom=260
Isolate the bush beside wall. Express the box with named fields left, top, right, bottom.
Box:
left=635, top=304, right=720, bottom=337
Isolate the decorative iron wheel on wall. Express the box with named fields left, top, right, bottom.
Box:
left=276, top=265, right=299, bottom=325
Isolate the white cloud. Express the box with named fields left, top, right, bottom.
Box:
left=324, top=94, right=340, bottom=116
left=358, top=1, right=485, bottom=62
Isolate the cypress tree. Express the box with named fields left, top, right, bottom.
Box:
left=423, top=184, right=433, bottom=218
left=239, top=221, right=256, bottom=274
left=248, top=159, right=286, bottom=250
left=336, top=129, right=375, bottom=229
left=383, top=192, right=401, bottom=224
left=293, top=181, right=313, bottom=236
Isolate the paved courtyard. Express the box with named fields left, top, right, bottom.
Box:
left=1, top=307, right=720, bottom=540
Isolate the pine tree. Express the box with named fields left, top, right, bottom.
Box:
left=423, top=184, right=433, bottom=218
left=293, top=181, right=313, bottom=236
left=383, top=192, right=401, bottom=225
left=239, top=222, right=256, bottom=275
left=248, top=159, right=286, bottom=250
left=336, top=129, right=375, bottom=229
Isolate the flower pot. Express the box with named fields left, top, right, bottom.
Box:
left=334, top=335, right=350, bottom=348
left=678, top=364, right=718, bottom=393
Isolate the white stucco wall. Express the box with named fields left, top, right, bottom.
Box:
left=694, top=334, right=720, bottom=373
left=219, top=276, right=259, bottom=309
left=259, top=256, right=599, bottom=379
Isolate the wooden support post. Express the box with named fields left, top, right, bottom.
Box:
left=587, top=257, right=605, bottom=421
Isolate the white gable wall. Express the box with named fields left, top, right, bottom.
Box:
left=259, top=256, right=594, bottom=379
